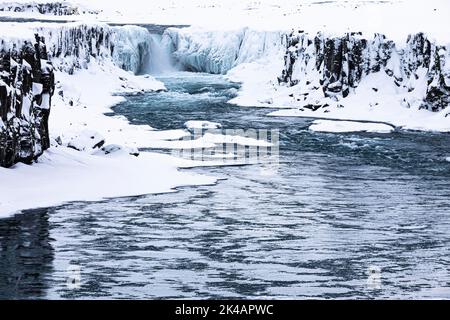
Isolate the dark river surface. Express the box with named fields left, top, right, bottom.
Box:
left=1, top=72, right=450, bottom=299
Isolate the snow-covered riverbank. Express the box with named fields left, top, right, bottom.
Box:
left=0, top=62, right=220, bottom=217
left=1, top=0, right=450, bottom=217
left=0, top=23, right=219, bottom=218
left=0, top=21, right=277, bottom=218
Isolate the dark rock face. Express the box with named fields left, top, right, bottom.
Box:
left=420, top=41, right=450, bottom=112
left=0, top=35, right=55, bottom=168
left=0, top=2, right=99, bottom=16
left=40, top=24, right=113, bottom=74
left=278, top=31, right=450, bottom=111
left=36, top=24, right=146, bottom=75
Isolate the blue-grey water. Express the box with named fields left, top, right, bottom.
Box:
left=1, top=72, right=450, bottom=299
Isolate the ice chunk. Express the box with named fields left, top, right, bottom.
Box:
left=309, top=120, right=395, bottom=133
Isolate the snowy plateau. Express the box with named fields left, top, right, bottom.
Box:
left=0, top=0, right=449, bottom=215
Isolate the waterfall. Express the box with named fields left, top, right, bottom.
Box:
left=145, top=33, right=177, bottom=75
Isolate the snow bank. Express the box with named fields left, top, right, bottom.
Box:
left=138, top=130, right=274, bottom=150
left=268, top=106, right=450, bottom=132
left=309, top=120, right=395, bottom=133
left=0, top=147, right=216, bottom=217
left=163, top=25, right=450, bottom=132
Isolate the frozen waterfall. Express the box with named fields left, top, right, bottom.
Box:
left=145, top=33, right=178, bottom=75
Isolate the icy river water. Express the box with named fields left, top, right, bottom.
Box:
left=1, top=72, right=450, bottom=299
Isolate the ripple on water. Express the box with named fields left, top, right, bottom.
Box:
left=1, top=72, right=450, bottom=299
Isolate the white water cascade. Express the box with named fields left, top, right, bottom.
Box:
left=145, top=33, right=178, bottom=75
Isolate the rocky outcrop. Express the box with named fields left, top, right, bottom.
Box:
left=41, top=24, right=114, bottom=74
left=0, top=24, right=161, bottom=168
left=0, top=2, right=98, bottom=16
left=278, top=30, right=450, bottom=111
left=36, top=24, right=153, bottom=75
left=0, top=34, right=54, bottom=168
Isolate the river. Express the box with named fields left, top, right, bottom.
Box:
left=1, top=72, right=449, bottom=299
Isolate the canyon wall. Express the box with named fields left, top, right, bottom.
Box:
left=277, top=31, right=450, bottom=112
left=166, top=27, right=450, bottom=113
left=0, top=35, right=54, bottom=167
left=0, top=23, right=154, bottom=167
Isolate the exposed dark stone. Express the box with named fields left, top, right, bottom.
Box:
left=303, top=104, right=323, bottom=111
left=0, top=35, right=54, bottom=167
left=39, top=25, right=114, bottom=74
left=278, top=31, right=450, bottom=112
left=422, top=48, right=450, bottom=111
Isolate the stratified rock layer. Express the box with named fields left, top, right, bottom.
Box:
left=0, top=35, right=54, bottom=167
left=278, top=31, right=450, bottom=111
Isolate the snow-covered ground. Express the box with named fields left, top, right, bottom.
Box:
left=1, top=0, right=448, bottom=41
left=260, top=67, right=450, bottom=132
left=0, top=49, right=221, bottom=217
left=0, top=148, right=217, bottom=216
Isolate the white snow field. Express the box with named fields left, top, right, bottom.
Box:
left=0, top=148, right=217, bottom=216
left=0, top=21, right=271, bottom=217
left=1, top=0, right=448, bottom=41
left=1, top=0, right=450, bottom=216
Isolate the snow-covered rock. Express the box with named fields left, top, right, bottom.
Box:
left=93, top=144, right=140, bottom=157
left=0, top=34, right=55, bottom=167
left=165, top=26, right=450, bottom=122
left=276, top=30, right=450, bottom=113
left=66, top=129, right=105, bottom=151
